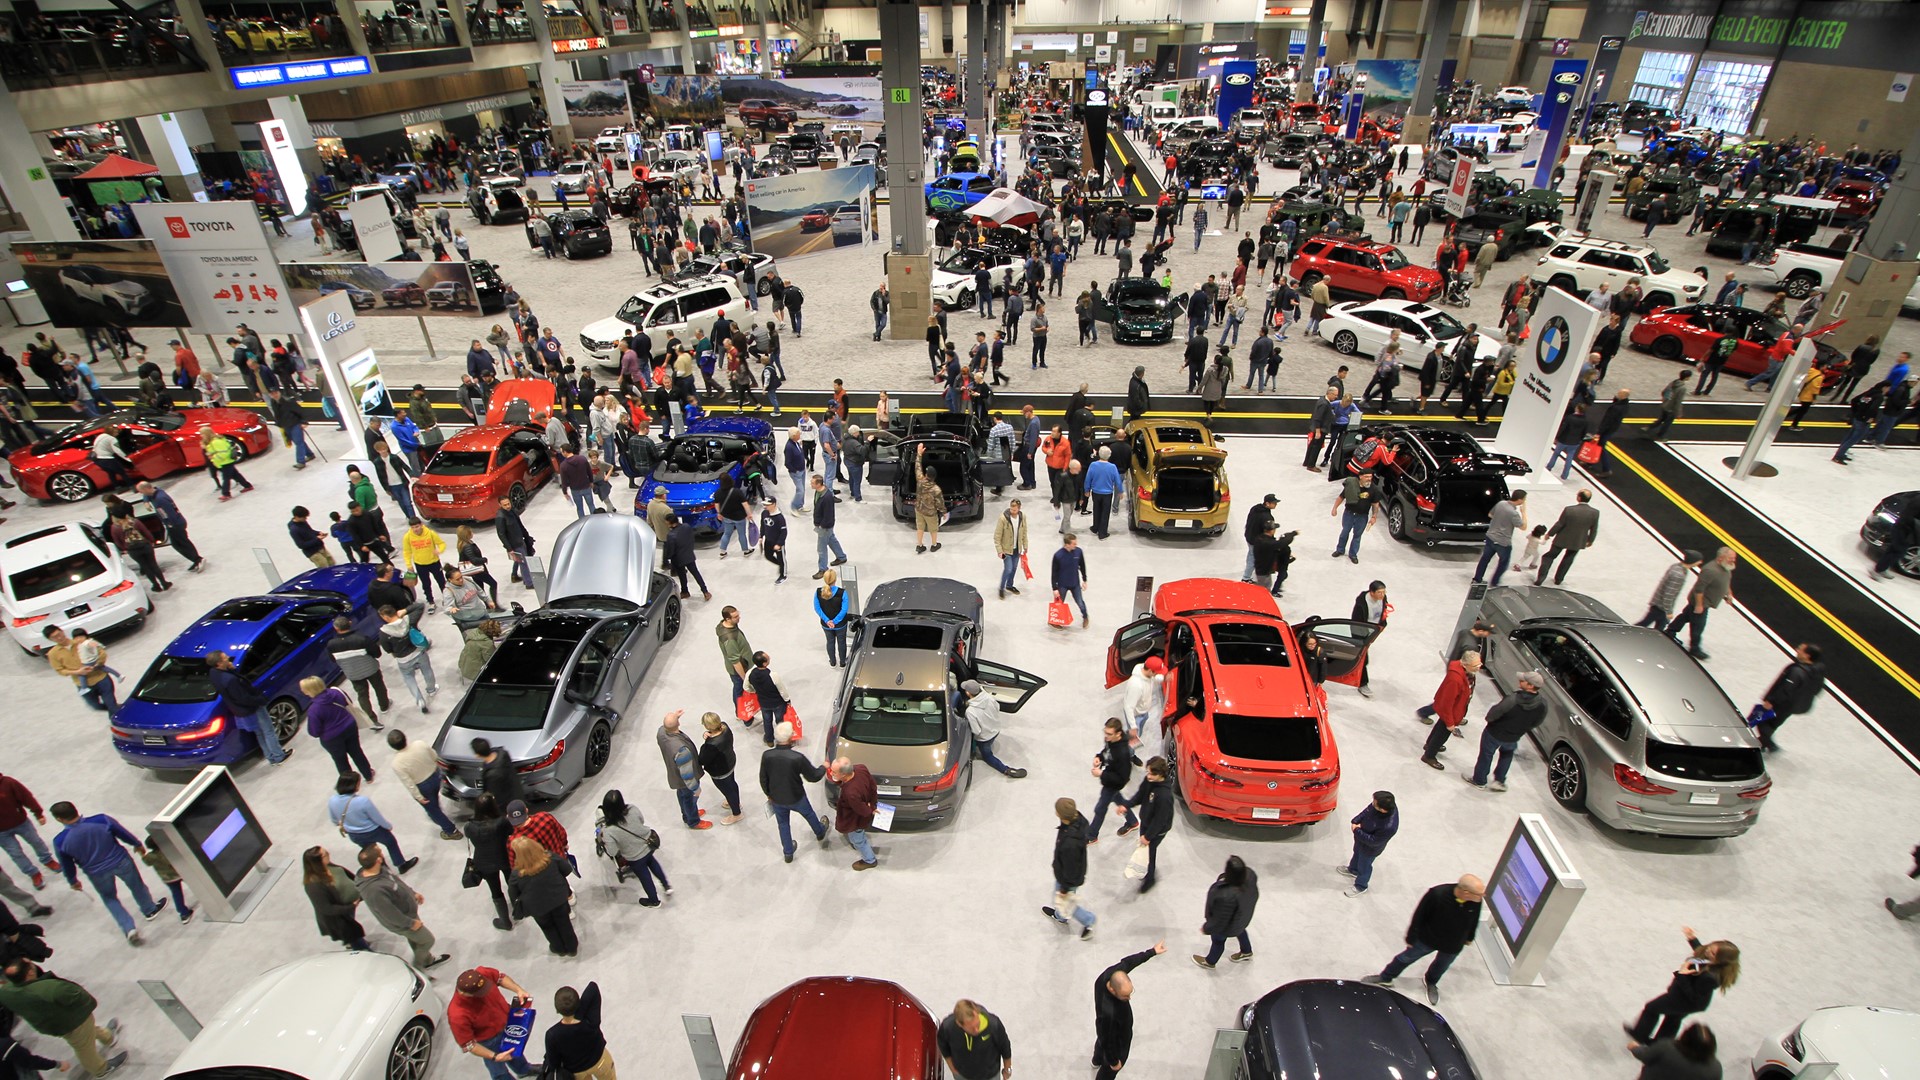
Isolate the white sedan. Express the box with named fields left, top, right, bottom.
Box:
left=58, top=265, right=153, bottom=316
left=551, top=160, right=602, bottom=196
left=1494, top=85, right=1534, bottom=105
left=929, top=248, right=1021, bottom=310
left=1318, top=299, right=1505, bottom=363
left=162, top=952, right=443, bottom=1080
left=1750, top=1004, right=1920, bottom=1079
left=2, top=521, right=151, bottom=654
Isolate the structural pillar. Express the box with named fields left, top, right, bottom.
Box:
left=530, top=12, right=577, bottom=149
left=266, top=97, right=325, bottom=213
left=333, top=0, right=375, bottom=56
left=1403, top=0, right=1460, bottom=147
left=1506, top=0, right=1552, bottom=88
left=1301, top=0, right=1328, bottom=95
left=879, top=0, right=930, bottom=342
left=1812, top=122, right=1920, bottom=353
left=132, top=114, right=208, bottom=202
left=0, top=85, right=81, bottom=241
left=963, top=2, right=987, bottom=146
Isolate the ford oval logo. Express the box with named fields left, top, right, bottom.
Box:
left=1226, top=73, right=1253, bottom=86
left=1553, top=71, right=1582, bottom=85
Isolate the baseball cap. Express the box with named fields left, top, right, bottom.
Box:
left=1142, top=656, right=1166, bottom=674
left=1516, top=670, right=1546, bottom=688
left=505, top=799, right=529, bottom=825
left=455, top=970, right=489, bottom=994
left=167, top=339, right=180, bottom=346
left=960, top=679, right=983, bottom=695
left=1262, top=493, right=1278, bottom=505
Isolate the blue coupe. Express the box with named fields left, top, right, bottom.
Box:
left=924, top=172, right=997, bottom=213
left=110, top=565, right=383, bottom=770
left=634, top=417, right=775, bottom=535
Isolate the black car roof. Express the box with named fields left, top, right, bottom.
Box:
left=1249, top=979, right=1477, bottom=1078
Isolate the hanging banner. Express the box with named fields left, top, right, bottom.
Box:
left=279, top=261, right=485, bottom=319
left=1352, top=59, right=1419, bottom=125
left=1444, top=158, right=1474, bottom=218
left=1491, top=287, right=1603, bottom=482
left=10, top=239, right=187, bottom=330
left=1214, top=60, right=1257, bottom=128
left=297, top=290, right=374, bottom=458
left=646, top=75, right=724, bottom=124
left=720, top=76, right=886, bottom=122
left=743, top=164, right=877, bottom=261
left=1891, top=73, right=1913, bottom=103
left=127, top=201, right=297, bottom=334
left=557, top=79, right=635, bottom=128
left=1530, top=58, right=1587, bottom=192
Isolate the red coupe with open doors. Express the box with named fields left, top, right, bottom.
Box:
left=9, top=407, right=273, bottom=504
left=1106, top=578, right=1380, bottom=825
left=410, top=379, right=557, bottom=522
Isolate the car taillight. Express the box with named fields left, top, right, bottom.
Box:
left=1613, top=763, right=1676, bottom=796
left=176, top=715, right=228, bottom=742
left=518, top=741, right=567, bottom=772
left=914, top=760, right=960, bottom=791
left=101, top=579, right=137, bottom=597
left=110, top=725, right=139, bottom=740
left=1738, top=780, right=1772, bottom=800
left=1764, top=253, right=1779, bottom=265
left=1414, top=494, right=1436, bottom=512
left=1494, top=229, right=1504, bottom=240
left=1191, top=754, right=1244, bottom=789
left=1137, top=485, right=1153, bottom=500
left=1218, top=491, right=1229, bottom=505
left=1299, top=765, right=1339, bottom=791
left=10, top=613, right=50, bottom=628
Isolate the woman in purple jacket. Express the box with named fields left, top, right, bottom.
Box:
left=301, top=676, right=375, bottom=782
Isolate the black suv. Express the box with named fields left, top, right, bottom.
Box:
left=1344, top=424, right=1529, bottom=548
left=468, top=259, right=508, bottom=313
left=785, top=132, right=822, bottom=166
left=1264, top=134, right=1314, bottom=169
left=867, top=413, right=1014, bottom=524
left=534, top=210, right=613, bottom=259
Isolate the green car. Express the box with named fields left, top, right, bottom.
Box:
left=1626, top=169, right=1703, bottom=221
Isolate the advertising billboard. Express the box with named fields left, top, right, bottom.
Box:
left=1352, top=59, right=1419, bottom=124
left=350, top=193, right=404, bottom=262
left=279, top=261, right=484, bottom=319
left=1491, top=286, right=1603, bottom=480
left=645, top=75, right=724, bottom=124
left=128, top=202, right=299, bottom=333
left=743, top=165, right=876, bottom=261
left=10, top=239, right=188, bottom=330
left=558, top=79, right=635, bottom=127
left=721, top=76, right=885, bottom=123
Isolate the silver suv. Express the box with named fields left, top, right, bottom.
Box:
left=1530, top=234, right=1706, bottom=311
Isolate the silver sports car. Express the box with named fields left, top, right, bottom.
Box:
left=1477, top=586, right=1771, bottom=837
left=436, top=515, right=683, bottom=802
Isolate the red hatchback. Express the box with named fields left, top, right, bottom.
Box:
left=726, top=976, right=940, bottom=1080
left=9, top=406, right=273, bottom=504
left=411, top=380, right=557, bottom=522
left=1105, top=579, right=1379, bottom=826
left=1289, top=237, right=1443, bottom=303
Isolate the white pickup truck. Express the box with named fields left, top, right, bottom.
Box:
left=1756, top=241, right=1850, bottom=299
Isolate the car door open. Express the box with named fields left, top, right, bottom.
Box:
left=970, top=658, right=1047, bottom=712
left=1292, top=617, right=1383, bottom=687
left=1105, top=615, right=1167, bottom=687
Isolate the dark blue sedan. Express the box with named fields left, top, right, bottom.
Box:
left=634, top=417, right=774, bottom=535
left=110, top=565, right=383, bottom=770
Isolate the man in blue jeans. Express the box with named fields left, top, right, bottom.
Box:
left=810, top=476, right=847, bottom=576
left=1330, top=472, right=1379, bottom=563
left=1339, top=790, right=1398, bottom=897
left=656, top=711, right=713, bottom=830
left=960, top=680, right=1029, bottom=778
left=995, top=501, right=1029, bottom=599
left=1051, top=533, right=1089, bottom=627
left=829, top=758, right=880, bottom=869
left=0, top=773, right=63, bottom=888
left=758, top=722, right=829, bottom=863
left=1361, top=875, right=1486, bottom=1005
left=1465, top=673, right=1548, bottom=791
left=1086, top=720, right=1137, bottom=841
left=207, top=650, right=290, bottom=765
left=449, top=967, right=538, bottom=1080
left=328, top=774, right=418, bottom=872
left=386, top=730, right=463, bottom=839
left=1472, top=491, right=1527, bottom=586
left=51, top=801, right=167, bottom=943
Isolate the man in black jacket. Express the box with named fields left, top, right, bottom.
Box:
left=1086, top=720, right=1138, bottom=841
left=663, top=515, right=711, bottom=601
left=1126, top=367, right=1150, bottom=420
left=936, top=1000, right=1013, bottom=1080
left=1183, top=332, right=1209, bottom=392
left=367, top=563, right=415, bottom=613
left=1091, top=941, right=1165, bottom=1080
left=344, top=503, right=393, bottom=564
left=758, top=721, right=828, bottom=864
left=1753, top=642, right=1825, bottom=751
left=1123, top=757, right=1174, bottom=893
left=1303, top=386, right=1338, bottom=469
left=1466, top=672, right=1548, bottom=790
left=1043, top=797, right=1095, bottom=937
left=1361, top=874, right=1486, bottom=1004
left=1591, top=388, right=1631, bottom=477
left=1241, top=493, right=1277, bottom=582
left=810, top=475, right=847, bottom=577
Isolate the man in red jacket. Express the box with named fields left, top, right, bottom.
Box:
left=448, top=967, right=536, bottom=1080
left=1417, top=651, right=1480, bottom=770
left=829, top=757, right=879, bottom=871
left=0, top=773, right=62, bottom=889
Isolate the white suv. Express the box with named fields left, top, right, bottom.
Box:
left=579, top=276, right=748, bottom=367
left=1530, top=235, right=1706, bottom=311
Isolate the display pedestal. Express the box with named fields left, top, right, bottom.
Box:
left=1475, top=920, right=1548, bottom=987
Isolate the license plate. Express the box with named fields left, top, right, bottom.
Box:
left=143, top=735, right=166, bottom=746
left=876, top=785, right=902, bottom=796
left=1689, top=792, right=1720, bottom=805
left=1251, top=807, right=1282, bottom=820
left=436, top=493, right=455, bottom=503
left=1173, top=519, right=1194, bottom=528
left=65, top=603, right=91, bottom=617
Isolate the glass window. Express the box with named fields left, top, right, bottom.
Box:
left=1208, top=623, right=1289, bottom=666
left=841, top=691, right=947, bottom=746
left=1629, top=50, right=1692, bottom=112
left=1680, top=57, right=1771, bottom=136
left=8, top=550, right=110, bottom=600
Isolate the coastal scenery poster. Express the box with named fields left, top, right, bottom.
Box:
left=721, top=76, right=885, bottom=123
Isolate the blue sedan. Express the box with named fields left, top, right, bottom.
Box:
left=924, top=171, right=997, bottom=213
left=634, top=417, right=775, bottom=534
left=111, top=565, right=383, bottom=770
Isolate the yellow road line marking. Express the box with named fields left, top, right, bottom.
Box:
left=1106, top=133, right=1149, bottom=197
left=1611, top=444, right=1920, bottom=699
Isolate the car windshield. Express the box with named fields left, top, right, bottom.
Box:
left=1209, top=622, right=1290, bottom=665
left=134, top=655, right=218, bottom=704
left=1377, top=248, right=1410, bottom=270
left=1212, top=713, right=1323, bottom=762
left=1645, top=251, right=1672, bottom=273
left=938, top=250, right=995, bottom=273
left=1417, top=309, right=1468, bottom=339
left=1118, top=294, right=1167, bottom=312
left=841, top=690, right=947, bottom=747
left=9, top=550, right=109, bottom=601
left=1643, top=738, right=1765, bottom=782
left=615, top=295, right=656, bottom=324
left=426, top=451, right=492, bottom=477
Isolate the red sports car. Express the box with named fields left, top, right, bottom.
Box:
left=799, top=209, right=833, bottom=231
left=1105, top=578, right=1378, bottom=826
left=1828, top=179, right=1880, bottom=221
left=411, top=379, right=557, bottom=522
left=726, top=977, right=939, bottom=1080
left=10, top=407, right=273, bottom=504
left=1628, top=303, right=1844, bottom=378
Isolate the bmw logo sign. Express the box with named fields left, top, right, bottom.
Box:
left=1535, top=315, right=1572, bottom=375
left=1266, top=781, right=1278, bottom=790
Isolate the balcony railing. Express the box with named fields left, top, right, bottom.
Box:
left=361, top=12, right=460, bottom=53
left=1, top=30, right=202, bottom=91
left=468, top=12, right=537, bottom=46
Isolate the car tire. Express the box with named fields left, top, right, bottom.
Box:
left=46, top=470, right=97, bottom=503
left=1380, top=288, right=1405, bottom=300
left=1548, top=274, right=1578, bottom=294
left=1127, top=499, right=1138, bottom=532
left=267, top=697, right=303, bottom=746
left=1783, top=273, right=1817, bottom=299
left=1298, top=271, right=1322, bottom=288
left=660, top=595, right=683, bottom=640
left=582, top=721, right=613, bottom=777
left=757, top=278, right=772, bottom=296
left=1643, top=292, right=1674, bottom=313
left=507, top=482, right=528, bottom=512
left=385, top=1016, right=435, bottom=1080
left=1331, top=330, right=1359, bottom=355
left=1386, top=500, right=1408, bottom=540
left=1547, top=743, right=1589, bottom=812
left=1650, top=335, right=1684, bottom=361
left=955, top=288, right=974, bottom=309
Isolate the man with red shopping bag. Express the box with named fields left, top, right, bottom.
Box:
left=1051, top=534, right=1089, bottom=628
left=995, top=500, right=1029, bottom=599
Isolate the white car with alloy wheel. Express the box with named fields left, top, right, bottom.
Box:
left=929, top=247, right=1021, bottom=310
left=2, top=521, right=152, bottom=654
left=1318, top=299, right=1505, bottom=363
left=1750, top=1004, right=1920, bottom=1080
left=161, top=952, right=442, bottom=1080
left=1494, top=85, right=1534, bottom=105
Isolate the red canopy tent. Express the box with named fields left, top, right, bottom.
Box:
left=76, top=153, right=160, bottom=180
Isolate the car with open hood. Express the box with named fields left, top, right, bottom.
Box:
left=436, top=514, right=680, bottom=802
left=2, top=521, right=153, bottom=654
left=413, top=380, right=557, bottom=522
left=822, top=578, right=1045, bottom=826
left=867, top=413, right=1013, bottom=525
left=726, top=976, right=939, bottom=1080
left=1477, top=586, right=1771, bottom=837
left=1115, top=419, right=1230, bottom=535
left=9, top=406, right=273, bottom=504
left=111, top=565, right=382, bottom=770
left=1238, top=979, right=1481, bottom=1080
left=634, top=417, right=775, bottom=534
left=533, top=209, right=612, bottom=259
left=1107, top=579, right=1378, bottom=825
left=1341, top=424, right=1529, bottom=548
left=1093, top=277, right=1176, bottom=344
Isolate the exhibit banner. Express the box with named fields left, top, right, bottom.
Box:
left=743, top=164, right=876, bottom=262
left=720, top=76, right=885, bottom=123
left=1214, top=60, right=1257, bottom=129
left=558, top=79, right=634, bottom=127
left=128, top=201, right=298, bottom=334
left=645, top=75, right=724, bottom=125
left=280, top=261, right=484, bottom=318
left=298, top=289, right=378, bottom=457
left=350, top=193, right=404, bottom=262
left=1444, top=158, right=1473, bottom=218
left=10, top=239, right=188, bottom=330
left=1585, top=0, right=1915, bottom=71
left=1492, top=286, right=1603, bottom=480
left=1352, top=59, right=1419, bottom=123
left=1530, top=58, right=1587, bottom=192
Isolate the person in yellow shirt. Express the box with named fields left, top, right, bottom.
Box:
left=43, top=626, right=117, bottom=713
left=400, top=517, right=448, bottom=612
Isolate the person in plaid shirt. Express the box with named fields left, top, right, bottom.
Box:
left=505, top=801, right=570, bottom=870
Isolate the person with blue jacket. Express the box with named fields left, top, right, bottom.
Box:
left=813, top=569, right=851, bottom=666
left=326, top=774, right=415, bottom=874
left=1051, top=533, right=1089, bottom=627
left=1340, top=790, right=1399, bottom=898
left=207, top=650, right=289, bottom=765
left=1082, top=448, right=1123, bottom=540
left=51, top=801, right=167, bottom=942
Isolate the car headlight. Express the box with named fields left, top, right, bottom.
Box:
left=1873, top=510, right=1899, bottom=525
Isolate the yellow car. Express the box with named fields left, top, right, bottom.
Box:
left=226, top=19, right=312, bottom=52
left=1118, top=419, right=1231, bottom=536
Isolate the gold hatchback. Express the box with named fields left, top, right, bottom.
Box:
left=1120, top=419, right=1231, bottom=536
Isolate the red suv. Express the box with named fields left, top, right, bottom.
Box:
left=1289, top=238, right=1443, bottom=302
left=1105, top=579, right=1380, bottom=826
left=737, top=98, right=797, bottom=130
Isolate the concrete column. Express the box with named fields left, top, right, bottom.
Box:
left=133, top=113, right=208, bottom=202
left=676, top=0, right=694, bottom=72
left=445, top=0, right=475, bottom=46
left=963, top=2, right=987, bottom=145
left=758, top=0, right=773, bottom=71
left=0, top=85, right=81, bottom=240
left=1403, top=0, right=1459, bottom=146
left=530, top=12, right=578, bottom=148
left=879, top=0, right=930, bottom=341
left=1301, top=0, right=1327, bottom=94
left=207, top=108, right=247, bottom=153
left=171, top=0, right=230, bottom=75
left=334, top=0, right=374, bottom=56
left=1506, top=0, right=1551, bottom=87
left=268, top=97, right=326, bottom=208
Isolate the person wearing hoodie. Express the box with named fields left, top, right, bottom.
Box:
left=1122, top=657, right=1165, bottom=745
left=472, top=738, right=525, bottom=809
left=377, top=602, right=438, bottom=713
left=959, top=679, right=1028, bottom=779
left=1466, top=672, right=1548, bottom=790
left=459, top=620, right=502, bottom=682
left=1122, top=756, right=1174, bottom=893
left=1752, top=642, right=1826, bottom=752
left=1042, top=797, right=1095, bottom=938
left=829, top=758, right=880, bottom=870
left=759, top=501, right=789, bottom=584
left=1340, top=791, right=1399, bottom=897
left=443, top=568, right=490, bottom=630
left=300, top=677, right=374, bottom=782
left=1417, top=652, right=1480, bottom=770
left=697, top=712, right=744, bottom=824
left=1193, top=855, right=1259, bottom=968
left=655, top=709, right=711, bottom=831
left=1086, top=719, right=1139, bottom=842
left=327, top=616, right=391, bottom=727
left=463, top=795, right=515, bottom=930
